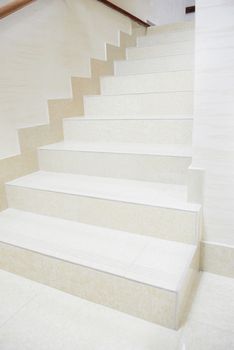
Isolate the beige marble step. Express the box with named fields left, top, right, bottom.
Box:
left=6, top=171, right=201, bottom=244
left=38, top=142, right=192, bottom=185
left=0, top=208, right=199, bottom=329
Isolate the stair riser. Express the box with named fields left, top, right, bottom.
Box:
left=38, top=150, right=191, bottom=185
left=84, top=92, right=193, bottom=116
left=115, top=54, right=194, bottom=76
left=6, top=185, right=199, bottom=244
left=0, top=241, right=198, bottom=329
left=147, top=22, right=194, bottom=35
left=127, top=42, right=194, bottom=60
left=138, top=31, right=194, bottom=47
left=64, top=119, right=193, bottom=144
left=101, top=71, right=193, bottom=95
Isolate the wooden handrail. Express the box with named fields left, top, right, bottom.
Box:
left=0, top=0, right=35, bottom=20
left=0, top=0, right=151, bottom=26
left=96, top=0, right=151, bottom=27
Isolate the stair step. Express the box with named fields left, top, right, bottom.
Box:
left=115, top=54, right=194, bottom=76
left=63, top=116, right=193, bottom=144
left=0, top=20, right=199, bottom=332
left=84, top=92, right=193, bottom=116
left=0, top=208, right=195, bottom=291
left=0, top=208, right=199, bottom=329
left=127, top=41, right=194, bottom=60
left=147, top=21, right=194, bottom=35
left=38, top=142, right=192, bottom=184
left=101, top=71, right=193, bottom=95
left=137, top=30, right=194, bottom=47
left=6, top=172, right=201, bottom=244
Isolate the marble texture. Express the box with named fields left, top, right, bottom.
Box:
left=0, top=269, right=42, bottom=328
left=137, top=30, right=194, bottom=47
left=127, top=41, right=194, bottom=60
left=63, top=117, right=193, bottom=144
left=84, top=92, right=193, bottom=116
left=38, top=142, right=192, bottom=184
left=178, top=273, right=234, bottom=349
left=6, top=171, right=198, bottom=211
left=147, top=21, right=194, bottom=34
left=0, top=242, right=178, bottom=329
left=0, top=208, right=196, bottom=291
left=201, top=241, right=234, bottom=279
left=6, top=172, right=200, bottom=243
left=0, top=270, right=181, bottom=350
left=192, top=0, right=234, bottom=250
left=115, top=54, right=194, bottom=76
left=0, top=270, right=233, bottom=349
left=101, top=70, right=193, bottom=95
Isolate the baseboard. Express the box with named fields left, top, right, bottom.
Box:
left=201, top=241, right=234, bottom=279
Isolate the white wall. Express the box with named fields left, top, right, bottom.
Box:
left=193, top=0, right=234, bottom=246
left=109, top=0, right=187, bottom=25
left=109, top=0, right=151, bottom=23
left=0, top=0, right=131, bottom=158
left=149, top=0, right=185, bottom=26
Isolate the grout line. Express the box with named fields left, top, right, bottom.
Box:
left=0, top=292, right=40, bottom=330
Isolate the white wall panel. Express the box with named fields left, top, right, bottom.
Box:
left=193, top=0, right=234, bottom=245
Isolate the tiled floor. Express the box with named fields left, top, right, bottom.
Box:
left=0, top=269, right=233, bottom=350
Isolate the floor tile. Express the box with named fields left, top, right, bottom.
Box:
left=0, top=270, right=42, bottom=328
left=188, top=273, right=234, bottom=332
left=177, top=320, right=234, bottom=350
left=0, top=278, right=180, bottom=350
left=0, top=270, right=234, bottom=349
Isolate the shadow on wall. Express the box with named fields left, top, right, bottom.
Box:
left=0, top=0, right=131, bottom=159
left=0, top=0, right=145, bottom=212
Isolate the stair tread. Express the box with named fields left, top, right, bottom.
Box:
left=0, top=208, right=196, bottom=291
left=7, top=171, right=200, bottom=212
left=40, top=141, right=192, bottom=157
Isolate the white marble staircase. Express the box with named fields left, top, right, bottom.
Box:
left=0, top=21, right=200, bottom=330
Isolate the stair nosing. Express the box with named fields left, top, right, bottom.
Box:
left=84, top=90, right=193, bottom=98
left=0, top=238, right=189, bottom=293
left=137, top=30, right=194, bottom=40
left=125, top=52, right=194, bottom=62
left=101, top=69, right=194, bottom=80
left=115, top=52, right=194, bottom=64
left=39, top=144, right=192, bottom=158
left=127, top=41, right=194, bottom=52
left=64, top=116, right=194, bottom=121
left=6, top=172, right=201, bottom=213
left=137, top=38, right=194, bottom=48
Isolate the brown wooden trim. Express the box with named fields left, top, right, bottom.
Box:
left=0, top=0, right=35, bottom=20
left=96, top=0, right=150, bottom=27
left=185, top=5, right=195, bottom=14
